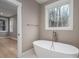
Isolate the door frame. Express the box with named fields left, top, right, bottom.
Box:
left=7, top=0, right=22, bottom=57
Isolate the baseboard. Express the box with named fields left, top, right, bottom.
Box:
left=22, top=48, right=34, bottom=56
left=0, top=37, right=17, bottom=40
left=0, top=37, right=7, bottom=39
left=8, top=36, right=17, bottom=40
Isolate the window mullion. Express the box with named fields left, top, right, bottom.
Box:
left=57, top=7, right=59, bottom=27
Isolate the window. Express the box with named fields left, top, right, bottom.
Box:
left=10, top=18, right=13, bottom=32
left=0, top=20, right=6, bottom=31
left=0, top=18, right=8, bottom=32
left=45, top=0, right=73, bottom=30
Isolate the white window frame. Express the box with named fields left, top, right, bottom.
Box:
left=10, top=18, right=14, bottom=32
left=45, top=0, right=73, bottom=30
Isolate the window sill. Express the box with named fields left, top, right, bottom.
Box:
left=45, top=27, right=73, bottom=31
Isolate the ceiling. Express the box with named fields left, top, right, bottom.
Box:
left=17, top=0, right=22, bottom=3
left=35, top=0, right=49, bottom=4
left=0, top=0, right=17, bottom=17
left=17, top=0, right=49, bottom=4
left=17, top=0, right=48, bottom=4
left=0, top=0, right=50, bottom=17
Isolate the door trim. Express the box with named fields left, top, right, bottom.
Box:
left=7, top=0, right=22, bottom=57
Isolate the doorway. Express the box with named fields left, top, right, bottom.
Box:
left=0, top=0, right=22, bottom=58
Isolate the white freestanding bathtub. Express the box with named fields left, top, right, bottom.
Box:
left=33, top=40, right=79, bottom=58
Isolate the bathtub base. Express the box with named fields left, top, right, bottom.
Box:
left=34, top=45, right=78, bottom=58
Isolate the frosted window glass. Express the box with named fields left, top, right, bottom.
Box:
left=48, top=4, right=69, bottom=27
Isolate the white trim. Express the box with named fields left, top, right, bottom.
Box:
left=46, top=0, right=70, bottom=9
left=0, top=37, right=8, bottom=39
left=45, top=0, right=73, bottom=31
left=7, top=36, right=17, bottom=40
left=17, top=4, right=22, bottom=57
left=7, top=0, right=22, bottom=57
left=0, top=37, right=17, bottom=40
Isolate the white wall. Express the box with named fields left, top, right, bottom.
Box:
left=21, top=0, right=79, bottom=53
left=22, top=0, right=40, bottom=52
left=40, top=0, right=79, bottom=48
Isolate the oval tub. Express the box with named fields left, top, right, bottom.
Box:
left=33, top=40, right=79, bottom=58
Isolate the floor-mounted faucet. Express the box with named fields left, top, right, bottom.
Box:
left=51, top=31, right=58, bottom=48
left=53, top=31, right=58, bottom=42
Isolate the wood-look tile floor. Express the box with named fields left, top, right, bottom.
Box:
left=0, top=38, right=17, bottom=58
